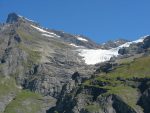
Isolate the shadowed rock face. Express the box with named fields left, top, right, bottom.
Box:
left=118, top=36, right=150, bottom=56
left=6, top=13, right=19, bottom=24
left=143, top=36, right=150, bottom=49
left=48, top=56, right=150, bottom=113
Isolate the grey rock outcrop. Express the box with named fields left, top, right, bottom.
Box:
left=143, top=36, right=150, bottom=49
left=118, top=36, right=150, bottom=56
left=6, top=13, right=19, bottom=24
left=101, top=39, right=129, bottom=49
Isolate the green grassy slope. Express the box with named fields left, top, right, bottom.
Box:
left=83, top=56, right=150, bottom=112
left=4, top=90, right=43, bottom=113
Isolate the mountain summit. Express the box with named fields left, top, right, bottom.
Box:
left=6, top=13, right=19, bottom=23
left=0, top=13, right=150, bottom=113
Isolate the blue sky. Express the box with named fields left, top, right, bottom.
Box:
left=0, top=0, right=150, bottom=43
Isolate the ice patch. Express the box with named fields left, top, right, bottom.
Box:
left=78, top=49, right=118, bottom=65
left=76, top=36, right=88, bottom=42
left=78, top=37, right=145, bottom=65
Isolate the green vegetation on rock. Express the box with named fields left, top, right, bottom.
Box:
left=83, top=56, right=150, bottom=112
left=17, top=29, right=34, bottom=41
left=4, top=90, right=43, bottom=113
left=85, top=104, right=101, bottom=112
left=18, top=44, right=41, bottom=68
left=108, top=56, right=150, bottom=79
left=0, top=76, right=19, bottom=98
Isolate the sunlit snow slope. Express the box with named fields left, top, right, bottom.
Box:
left=78, top=37, right=146, bottom=65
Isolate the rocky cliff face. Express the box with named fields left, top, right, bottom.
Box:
left=49, top=56, right=150, bottom=113
left=118, top=36, right=150, bottom=56
left=6, top=13, right=20, bottom=24
left=1, top=13, right=97, bottom=96
left=0, top=13, right=150, bottom=113
left=101, top=39, right=129, bottom=49
left=0, top=13, right=97, bottom=113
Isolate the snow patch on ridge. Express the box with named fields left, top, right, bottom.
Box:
left=70, top=43, right=80, bottom=47
left=76, top=36, right=88, bottom=42
left=30, top=25, right=60, bottom=37
left=69, top=43, right=84, bottom=48
left=42, top=34, right=54, bottom=37
left=31, top=25, right=51, bottom=33
left=18, top=15, right=35, bottom=22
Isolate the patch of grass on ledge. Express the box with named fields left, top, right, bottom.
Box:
left=85, top=104, right=101, bottom=112
left=18, top=44, right=41, bottom=68
left=107, top=56, right=150, bottom=79
left=103, top=85, right=139, bottom=106
left=0, top=76, right=19, bottom=98
left=4, top=90, right=43, bottom=113
left=17, top=29, right=34, bottom=41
